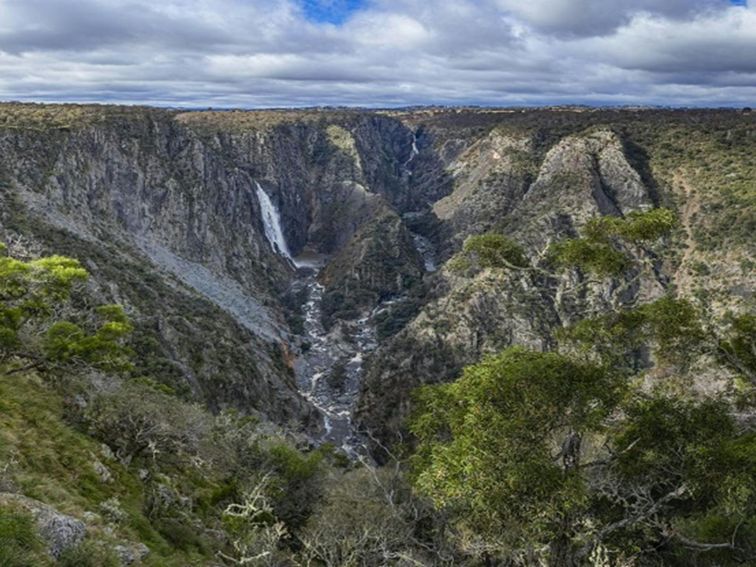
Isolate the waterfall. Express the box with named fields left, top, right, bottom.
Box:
left=255, top=182, right=292, bottom=261
left=402, top=131, right=420, bottom=175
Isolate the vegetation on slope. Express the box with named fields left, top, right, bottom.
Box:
left=411, top=210, right=756, bottom=565
left=0, top=245, right=450, bottom=565
left=0, top=105, right=753, bottom=565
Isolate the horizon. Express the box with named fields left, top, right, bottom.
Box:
left=0, top=100, right=752, bottom=112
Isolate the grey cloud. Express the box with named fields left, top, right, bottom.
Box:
left=494, top=0, right=725, bottom=36
left=578, top=7, right=756, bottom=77
left=0, top=0, right=753, bottom=108
left=0, top=0, right=230, bottom=53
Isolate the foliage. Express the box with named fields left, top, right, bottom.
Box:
left=458, top=233, right=529, bottom=271
left=299, top=467, right=438, bottom=567
left=411, top=347, right=622, bottom=556
left=56, top=541, right=120, bottom=567
left=550, top=237, right=629, bottom=276
left=83, top=381, right=209, bottom=466
left=551, top=209, right=675, bottom=276
left=411, top=346, right=756, bottom=563
left=219, top=474, right=289, bottom=566
left=610, top=208, right=677, bottom=243
left=561, top=296, right=705, bottom=368
left=43, top=305, right=133, bottom=372
left=0, top=507, right=46, bottom=567
left=0, top=246, right=87, bottom=356
left=718, top=313, right=756, bottom=386
left=602, top=396, right=756, bottom=564
left=0, top=245, right=133, bottom=373
left=263, top=443, right=326, bottom=531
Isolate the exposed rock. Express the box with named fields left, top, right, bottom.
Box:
left=114, top=542, right=150, bottom=565
left=100, top=443, right=116, bottom=461
left=357, top=128, right=670, bottom=453
left=320, top=207, right=425, bottom=327
left=0, top=493, right=86, bottom=558
left=92, top=460, right=113, bottom=483
left=0, top=107, right=441, bottom=428
left=0, top=104, right=751, bottom=457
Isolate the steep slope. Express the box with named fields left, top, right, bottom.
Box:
left=0, top=104, right=752, bottom=447
left=357, top=109, right=755, bottom=449
left=0, top=104, right=440, bottom=433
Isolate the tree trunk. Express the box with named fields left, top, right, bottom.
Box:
left=549, top=430, right=583, bottom=566
left=549, top=533, right=577, bottom=566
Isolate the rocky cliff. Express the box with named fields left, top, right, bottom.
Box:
left=0, top=104, right=437, bottom=430
left=357, top=108, right=755, bottom=449
left=0, top=104, right=753, bottom=445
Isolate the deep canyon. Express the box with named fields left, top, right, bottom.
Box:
left=0, top=103, right=754, bottom=565
left=1, top=104, right=753, bottom=454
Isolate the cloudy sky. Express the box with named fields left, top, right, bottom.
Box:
left=0, top=0, right=754, bottom=108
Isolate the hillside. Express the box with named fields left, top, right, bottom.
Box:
left=0, top=103, right=753, bottom=565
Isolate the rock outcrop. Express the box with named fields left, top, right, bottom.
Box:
left=0, top=493, right=86, bottom=558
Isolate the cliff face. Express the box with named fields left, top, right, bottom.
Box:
left=0, top=105, right=436, bottom=427
left=358, top=127, right=662, bottom=443
left=356, top=109, right=755, bottom=448
left=0, top=104, right=753, bottom=440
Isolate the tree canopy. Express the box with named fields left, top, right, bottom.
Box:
left=0, top=244, right=132, bottom=374
left=411, top=208, right=756, bottom=565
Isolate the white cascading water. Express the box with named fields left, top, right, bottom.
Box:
left=253, top=180, right=405, bottom=457
left=255, top=181, right=366, bottom=454
left=402, top=132, right=419, bottom=175
left=255, top=182, right=293, bottom=261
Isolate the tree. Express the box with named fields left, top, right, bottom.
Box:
left=218, top=474, right=289, bottom=566
left=411, top=347, right=624, bottom=564
left=0, top=243, right=132, bottom=375
left=411, top=348, right=755, bottom=565
left=411, top=209, right=755, bottom=565
left=84, top=381, right=209, bottom=465
left=596, top=396, right=756, bottom=565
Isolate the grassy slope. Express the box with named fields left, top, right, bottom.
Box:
left=0, top=369, right=218, bottom=565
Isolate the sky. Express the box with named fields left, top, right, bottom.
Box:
left=0, top=0, right=754, bottom=108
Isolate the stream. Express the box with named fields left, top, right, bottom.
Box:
left=291, top=265, right=376, bottom=456
left=256, top=182, right=436, bottom=456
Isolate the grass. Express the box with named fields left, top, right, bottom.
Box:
left=0, top=370, right=217, bottom=565
left=0, top=505, right=48, bottom=567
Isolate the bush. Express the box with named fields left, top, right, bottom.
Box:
left=57, top=541, right=120, bottom=567
left=461, top=233, right=529, bottom=270
left=84, top=381, right=209, bottom=466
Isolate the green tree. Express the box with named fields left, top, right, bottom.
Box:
left=411, top=349, right=755, bottom=565
left=411, top=347, right=624, bottom=564
left=0, top=243, right=132, bottom=375
left=598, top=396, right=756, bottom=565
left=452, top=234, right=529, bottom=273
left=551, top=208, right=677, bottom=276
left=412, top=209, right=755, bottom=565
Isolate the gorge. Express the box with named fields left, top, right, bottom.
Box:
left=0, top=103, right=753, bottom=565
left=1, top=104, right=752, bottom=447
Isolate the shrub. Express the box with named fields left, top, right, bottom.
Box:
left=461, top=233, right=529, bottom=270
